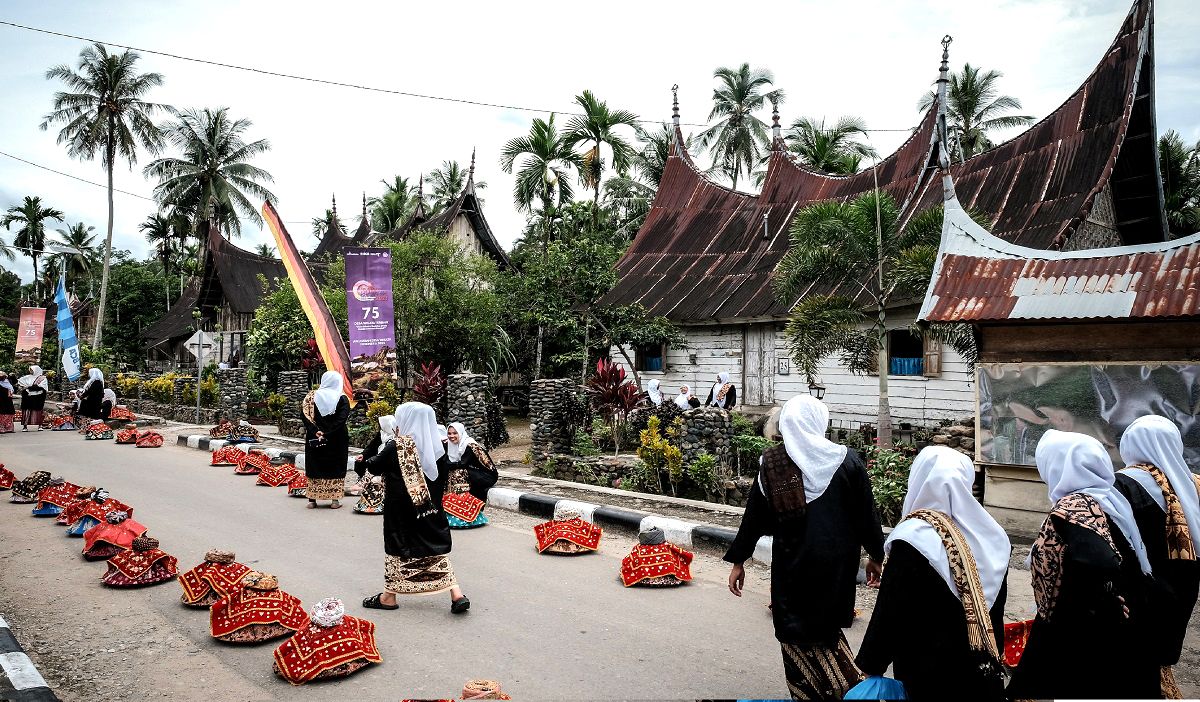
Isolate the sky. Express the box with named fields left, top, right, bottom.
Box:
left=0, top=0, right=1196, bottom=284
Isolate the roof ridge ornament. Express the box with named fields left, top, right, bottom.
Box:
left=331, top=193, right=337, bottom=221
left=935, top=34, right=956, bottom=202
left=770, top=96, right=782, bottom=150
left=671, top=84, right=680, bottom=128
left=362, top=192, right=367, bottom=220
left=469, top=148, right=476, bottom=180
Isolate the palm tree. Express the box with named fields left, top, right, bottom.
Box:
left=424, top=161, right=486, bottom=214
left=311, top=208, right=347, bottom=242
left=564, top=90, right=639, bottom=229
left=143, top=107, right=276, bottom=240
left=368, top=176, right=420, bottom=232
left=602, top=123, right=697, bottom=237
left=140, top=213, right=178, bottom=274
left=50, top=222, right=99, bottom=295
left=41, top=42, right=168, bottom=346
left=698, top=64, right=784, bottom=190
left=1, top=196, right=64, bottom=299
left=786, top=116, right=878, bottom=174
left=1159, top=130, right=1200, bottom=238
left=918, top=63, right=1033, bottom=161
left=254, top=243, right=276, bottom=258
left=500, top=114, right=582, bottom=378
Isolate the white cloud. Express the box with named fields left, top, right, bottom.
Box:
left=0, top=0, right=1195, bottom=283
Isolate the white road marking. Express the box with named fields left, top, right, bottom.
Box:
left=0, top=651, right=49, bottom=690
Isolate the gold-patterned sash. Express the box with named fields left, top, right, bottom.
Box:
left=1126, top=463, right=1196, bottom=561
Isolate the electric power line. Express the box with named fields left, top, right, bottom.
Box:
left=0, top=19, right=918, bottom=133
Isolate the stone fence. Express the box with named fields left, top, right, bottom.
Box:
left=929, top=417, right=976, bottom=456
left=446, top=373, right=489, bottom=442
left=529, top=378, right=579, bottom=458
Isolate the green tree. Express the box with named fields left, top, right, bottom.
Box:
left=254, top=243, right=276, bottom=258
left=0, top=269, right=23, bottom=313
left=917, top=63, right=1032, bottom=161
left=1159, top=129, right=1200, bottom=238
left=368, top=176, right=420, bottom=232
left=140, top=213, right=179, bottom=274
left=48, top=221, right=99, bottom=295
left=102, top=257, right=181, bottom=368
left=41, top=42, right=169, bottom=347
left=564, top=90, right=639, bottom=229
left=2, top=196, right=63, bottom=299
left=773, top=192, right=943, bottom=448
left=699, top=63, right=784, bottom=189
left=424, top=161, right=486, bottom=214
left=603, top=123, right=697, bottom=236
left=311, top=208, right=347, bottom=243
left=786, top=116, right=877, bottom=174
left=143, top=107, right=276, bottom=239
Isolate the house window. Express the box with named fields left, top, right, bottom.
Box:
left=635, top=343, right=666, bottom=372
left=887, top=330, right=924, bottom=376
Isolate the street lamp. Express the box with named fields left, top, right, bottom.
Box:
left=808, top=382, right=826, bottom=401
left=192, top=309, right=203, bottom=423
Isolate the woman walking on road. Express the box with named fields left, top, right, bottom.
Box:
left=724, top=394, right=885, bottom=701
left=301, top=371, right=351, bottom=509
left=361, top=402, right=470, bottom=614
left=17, top=365, right=48, bottom=430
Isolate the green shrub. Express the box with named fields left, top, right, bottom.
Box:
left=571, top=430, right=600, bottom=457
left=637, top=415, right=683, bottom=496
left=864, top=446, right=914, bottom=526
left=687, top=452, right=721, bottom=498
left=113, top=373, right=141, bottom=398
left=266, top=393, right=289, bottom=425
left=142, top=374, right=176, bottom=403
left=179, top=376, right=219, bottom=408
left=730, top=411, right=756, bottom=437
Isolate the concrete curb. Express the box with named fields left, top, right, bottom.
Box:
left=0, top=615, right=60, bottom=702
left=175, top=434, right=773, bottom=564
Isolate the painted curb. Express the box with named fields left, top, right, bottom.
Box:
left=176, top=434, right=772, bottom=564
left=0, top=615, right=60, bottom=702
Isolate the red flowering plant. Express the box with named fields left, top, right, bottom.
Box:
left=299, top=339, right=323, bottom=371
left=412, top=362, right=445, bottom=406
left=585, top=358, right=644, bottom=455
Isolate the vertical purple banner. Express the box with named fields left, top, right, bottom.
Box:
left=345, top=247, right=396, bottom=399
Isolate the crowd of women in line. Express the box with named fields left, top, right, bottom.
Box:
left=643, top=372, right=739, bottom=411
left=0, top=365, right=120, bottom=434
left=724, top=394, right=1199, bottom=700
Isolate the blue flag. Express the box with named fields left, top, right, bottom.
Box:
left=55, top=276, right=81, bottom=381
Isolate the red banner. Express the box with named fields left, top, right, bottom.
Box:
left=15, top=307, right=44, bottom=365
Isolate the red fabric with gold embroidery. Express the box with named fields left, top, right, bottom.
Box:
left=135, top=431, right=164, bottom=448
left=443, top=492, right=485, bottom=523
left=620, top=543, right=694, bottom=586
left=103, top=549, right=178, bottom=582
left=533, top=517, right=603, bottom=553
left=115, top=427, right=139, bottom=444
left=179, top=561, right=252, bottom=604
left=0, top=466, right=12, bottom=490
left=257, top=463, right=300, bottom=487
left=211, top=446, right=242, bottom=466
left=272, top=616, right=382, bottom=685
left=36, top=482, right=81, bottom=508
left=109, top=407, right=136, bottom=422
left=235, top=451, right=271, bottom=475
left=210, top=587, right=309, bottom=638
left=82, top=518, right=147, bottom=553
left=288, top=474, right=308, bottom=496
left=1003, top=619, right=1033, bottom=668
left=76, top=498, right=134, bottom=524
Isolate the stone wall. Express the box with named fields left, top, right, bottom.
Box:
left=277, top=370, right=310, bottom=438
left=216, top=367, right=249, bottom=422
left=680, top=407, right=733, bottom=472
left=446, top=373, right=489, bottom=443
left=532, top=453, right=755, bottom=507
left=529, top=378, right=577, bottom=458
left=929, top=417, right=975, bottom=456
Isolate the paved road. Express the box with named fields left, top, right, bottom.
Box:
left=0, top=430, right=805, bottom=701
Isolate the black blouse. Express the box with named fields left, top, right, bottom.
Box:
left=363, top=440, right=452, bottom=559
left=301, top=396, right=351, bottom=479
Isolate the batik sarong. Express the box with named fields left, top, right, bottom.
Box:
left=781, top=632, right=864, bottom=701
left=305, top=478, right=344, bottom=501
left=384, top=554, right=456, bottom=595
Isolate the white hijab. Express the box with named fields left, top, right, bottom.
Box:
left=778, top=395, right=847, bottom=503
left=20, top=366, right=47, bottom=390
left=646, top=379, right=662, bottom=406
left=1119, top=415, right=1200, bottom=542
left=446, top=421, right=478, bottom=463
left=674, top=385, right=692, bottom=410
left=102, top=388, right=117, bottom=405
left=1036, top=430, right=1152, bottom=575
left=377, top=415, right=396, bottom=445
left=394, top=402, right=444, bottom=480
left=82, top=367, right=103, bottom=391
left=313, top=371, right=344, bottom=416
left=709, top=372, right=731, bottom=407
left=887, top=447, right=1011, bottom=607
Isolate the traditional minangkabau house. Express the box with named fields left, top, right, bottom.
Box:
left=598, top=0, right=1161, bottom=426
left=309, top=194, right=373, bottom=263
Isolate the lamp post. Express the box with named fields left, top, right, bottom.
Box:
left=192, top=309, right=203, bottom=423
left=807, top=382, right=826, bottom=401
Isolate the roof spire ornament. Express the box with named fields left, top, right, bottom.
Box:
left=770, top=96, right=782, bottom=150
left=362, top=192, right=367, bottom=220
left=671, top=84, right=680, bottom=128
left=331, top=193, right=338, bottom=220
left=469, top=148, right=476, bottom=179
left=935, top=34, right=957, bottom=201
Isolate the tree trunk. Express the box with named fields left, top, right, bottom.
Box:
left=533, top=195, right=552, bottom=381
left=31, top=253, right=39, bottom=301
left=93, top=144, right=115, bottom=348
left=875, top=307, right=894, bottom=449
left=581, top=313, right=589, bottom=384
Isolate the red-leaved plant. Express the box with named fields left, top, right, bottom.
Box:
left=412, top=362, right=445, bottom=406
left=585, top=358, right=644, bottom=455
left=299, top=339, right=322, bottom=370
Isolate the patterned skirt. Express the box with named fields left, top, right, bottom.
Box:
left=781, top=633, right=864, bottom=701
left=21, top=409, right=43, bottom=426
left=0, top=415, right=13, bottom=433
left=305, top=478, right=344, bottom=501
left=384, top=555, right=456, bottom=595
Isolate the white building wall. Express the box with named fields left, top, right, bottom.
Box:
left=612, top=317, right=975, bottom=427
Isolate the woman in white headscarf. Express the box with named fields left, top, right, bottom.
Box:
left=674, top=385, right=697, bottom=410
left=100, top=388, right=117, bottom=421
left=441, top=421, right=498, bottom=529
left=362, top=402, right=468, bottom=614
left=705, top=372, right=736, bottom=409
left=354, top=415, right=396, bottom=514
left=1009, top=429, right=1160, bottom=700
left=0, top=372, right=15, bottom=433
left=723, top=394, right=884, bottom=700
left=1116, top=415, right=1200, bottom=695
left=857, top=447, right=1010, bottom=699
left=17, top=365, right=49, bottom=430
left=300, top=371, right=351, bottom=509
left=645, top=379, right=663, bottom=406
left=77, top=367, right=106, bottom=420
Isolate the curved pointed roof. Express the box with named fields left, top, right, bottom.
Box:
left=599, top=0, right=1159, bottom=322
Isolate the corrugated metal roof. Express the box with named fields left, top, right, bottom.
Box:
left=599, top=0, right=1159, bottom=323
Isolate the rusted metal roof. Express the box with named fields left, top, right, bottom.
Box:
left=599, top=0, right=1160, bottom=323
left=919, top=190, right=1200, bottom=322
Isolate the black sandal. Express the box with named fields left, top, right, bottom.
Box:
left=362, top=593, right=398, bottom=610
left=451, top=596, right=470, bottom=614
